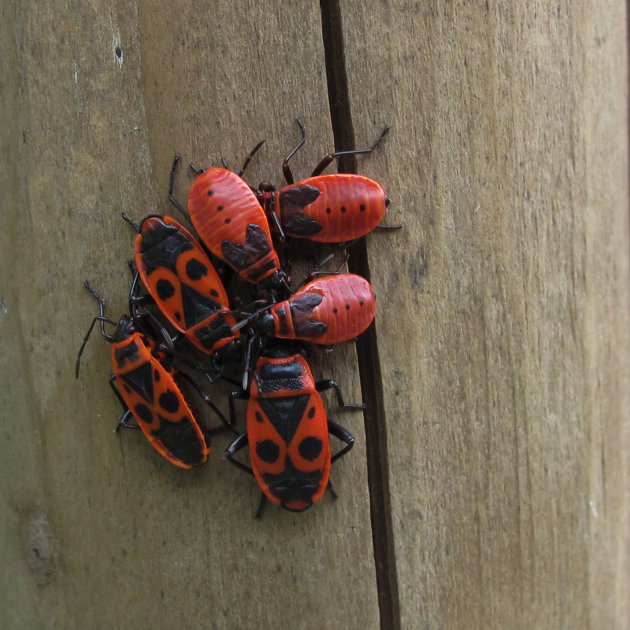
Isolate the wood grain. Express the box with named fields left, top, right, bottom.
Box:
left=340, top=0, right=630, bottom=628
left=1, top=3, right=376, bottom=629
left=1, top=1, right=628, bottom=629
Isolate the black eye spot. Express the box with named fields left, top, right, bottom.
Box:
left=298, top=436, right=322, bottom=462
left=359, top=299, right=364, bottom=306
left=341, top=206, right=346, bottom=213
left=159, top=390, right=179, bottom=413
left=123, top=384, right=132, bottom=394
left=210, top=289, right=219, bottom=298
left=256, top=439, right=280, bottom=463
left=325, top=208, right=332, bottom=214
left=154, top=370, right=160, bottom=381
left=217, top=205, right=224, bottom=211
left=307, top=406, right=316, bottom=419
left=333, top=307, right=338, bottom=314
left=156, top=279, right=175, bottom=300
left=345, top=304, right=350, bottom=310
left=360, top=204, right=366, bottom=211
left=186, top=258, right=207, bottom=280
left=255, top=411, right=265, bottom=423
left=207, top=189, right=215, bottom=196
left=174, top=311, right=182, bottom=321
left=225, top=218, right=231, bottom=224
left=134, top=403, right=153, bottom=424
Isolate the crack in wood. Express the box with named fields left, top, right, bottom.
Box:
left=319, top=2, right=401, bottom=629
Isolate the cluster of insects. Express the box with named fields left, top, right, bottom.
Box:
left=76, top=120, right=396, bottom=516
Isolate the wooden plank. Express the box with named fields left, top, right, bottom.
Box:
left=0, top=2, right=380, bottom=629
left=339, top=0, right=630, bottom=628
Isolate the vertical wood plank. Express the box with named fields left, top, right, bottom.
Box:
left=0, top=2, right=380, bottom=628
left=339, top=0, right=630, bottom=628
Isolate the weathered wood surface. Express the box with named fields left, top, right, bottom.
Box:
left=1, top=1, right=628, bottom=629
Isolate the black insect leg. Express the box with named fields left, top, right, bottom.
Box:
left=176, top=370, right=233, bottom=433
left=328, top=419, right=356, bottom=462
left=121, top=212, right=141, bottom=233
left=281, top=118, right=307, bottom=184
left=323, top=421, right=356, bottom=504
left=315, top=379, right=366, bottom=410
left=266, top=207, right=287, bottom=244
left=127, top=268, right=155, bottom=319
left=238, top=139, right=266, bottom=178
left=225, top=431, right=253, bottom=475
left=75, top=282, right=117, bottom=377
left=228, top=389, right=249, bottom=428
left=327, top=480, right=339, bottom=500
left=310, top=125, right=390, bottom=177
left=116, top=409, right=139, bottom=432
left=168, top=155, right=192, bottom=223
left=375, top=222, right=403, bottom=231
left=255, top=493, right=268, bottom=519
left=293, top=252, right=350, bottom=291
left=109, top=376, right=140, bottom=433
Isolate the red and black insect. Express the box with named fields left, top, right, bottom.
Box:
left=168, top=152, right=288, bottom=290
left=237, top=273, right=376, bottom=346
left=256, top=119, right=396, bottom=243
left=124, top=214, right=241, bottom=373
left=76, top=282, right=228, bottom=468
left=225, top=342, right=360, bottom=515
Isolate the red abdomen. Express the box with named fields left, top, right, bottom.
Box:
left=269, top=274, right=375, bottom=345
left=188, top=168, right=280, bottom=284
left=276, top=174, right=388, bottom=242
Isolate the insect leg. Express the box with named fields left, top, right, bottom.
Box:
left=225, top=432, right=253, bottom=475
left=255, top=493, right=268, bottom=519
left=310, top=125, right=390, bottom=177
left=328, top=419, right=356, bottom=462
left=238, top=139, right=266, bottom=178
left=168, top=155, right=192, bottom=223
left=281, top=118, right=306, bottom=184
left=176, top=370, right=233, bottom=433
left=116, top=409, right=139, bottom=432
left=315, top=379, right=366, bottom=410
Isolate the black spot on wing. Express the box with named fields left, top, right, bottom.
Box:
left=186, top=258, right=208, bottom=281
left=298, top=436, right=323, bottom=461
left=158, top=389, right=180, bottom=414
left=133, top=403, right=153, bottom=424
left=256, top=439, right=280, bottom=463
left=156, top=278, right=175, bottom=300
